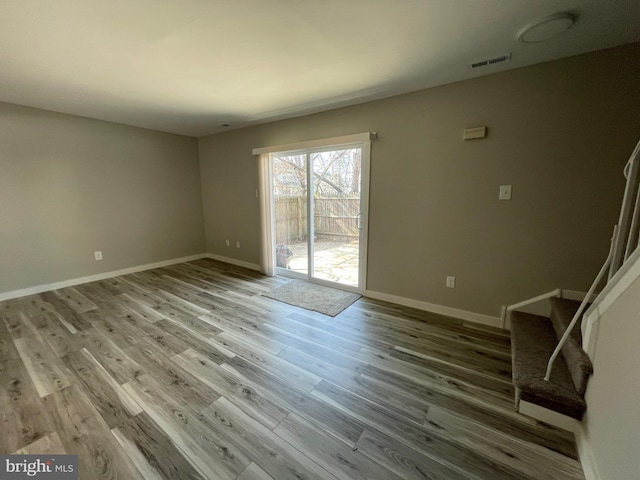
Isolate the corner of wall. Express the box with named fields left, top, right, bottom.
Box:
left=575, top=423, right=602, bottom=480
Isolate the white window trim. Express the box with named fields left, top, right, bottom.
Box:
left=252, top=132, right=375, bottom=156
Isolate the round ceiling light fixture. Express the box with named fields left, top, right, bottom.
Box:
left=517, top=13, right=575, bottom=43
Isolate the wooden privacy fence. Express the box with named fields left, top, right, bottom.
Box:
left=275, top=195, right=360, bottom=244
left=275, top=196, right=307, bottom=244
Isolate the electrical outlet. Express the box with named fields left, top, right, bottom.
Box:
left=226, top=239, right=230, bottom=247
left=94, top=251, right=103, bottom=261
left=446, top=276, right=456, bottom=288
left=236, top=241, right=240, bottom=248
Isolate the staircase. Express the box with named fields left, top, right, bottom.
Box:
left=509, top=138, right=640, bottom=426
left=511, top=298, right=592, bottom=420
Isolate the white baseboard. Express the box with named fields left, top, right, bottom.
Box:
left=0, top=253, right=208, bottom=301
left=511, top=301, right=553, bottom=318
left=364, top=290, right=502, bottom=328
left=205, top=253, right=260, bottom=272
left=518, top=400, right=579, bottom=432
left=505, top=289, right=561, bottom=329
left=503, top=288, right=592, bottom=330
left=561, top=289, right=598, bottom=303
left=575, top=423, right=602, bottom=480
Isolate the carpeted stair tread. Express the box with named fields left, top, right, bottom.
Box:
left=549, top=297, right=593, bottom=396
left=510, top=311, right=586, bottom=419
left=549, top=298, right=584, bottom=343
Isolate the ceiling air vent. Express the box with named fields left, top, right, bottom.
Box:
left=468, top=53, right=511, bottom=70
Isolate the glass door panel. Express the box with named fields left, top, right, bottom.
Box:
left=272, top=154, right=308, bottom=277
left=310, top=148, right=362, bottom=287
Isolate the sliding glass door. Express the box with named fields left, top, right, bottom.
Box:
left=271, top=143, right=369, bottom=292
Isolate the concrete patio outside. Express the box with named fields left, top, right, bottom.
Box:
left=285, top=239, right=359, bottom=287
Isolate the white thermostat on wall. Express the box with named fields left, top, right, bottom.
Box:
left=463, top=126, right=487, bottom=140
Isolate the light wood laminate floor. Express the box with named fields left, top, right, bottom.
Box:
left=0, top=258, right=585, bottom=479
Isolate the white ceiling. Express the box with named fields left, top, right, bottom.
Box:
left=1, top=1, right=638, bottom=137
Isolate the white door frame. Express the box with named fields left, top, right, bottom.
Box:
left=255, top=133, right=373, bottom=294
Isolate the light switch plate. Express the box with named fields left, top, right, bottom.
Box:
left=499, top=185, right=512, bottom=200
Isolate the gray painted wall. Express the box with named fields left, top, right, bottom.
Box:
left=198, top=43, right=640, bottom=317
left=0, top=102, right=205, bottom=293
left=2, top=44, right=639, bottom=318
left=582, top=271, right=640, bottom=479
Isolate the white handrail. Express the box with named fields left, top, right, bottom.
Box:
left=544, top=228, right=616, bottom=382
left=543, top=140, right=640, bottom=383
left=624, top=159, right=631, bottom=179
left=610, top=139, right=640, bottom=278
left=506, top=289, right=561, bottom=313
left=623, top=140, right=640, bottom=179
left=625, top=185, right=640, bottom=261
